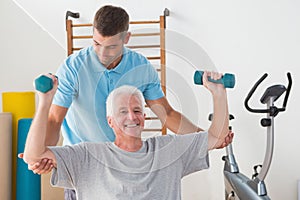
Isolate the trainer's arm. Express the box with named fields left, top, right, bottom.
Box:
left=46, top=104, right=67, bottom=146
left=23, top=75, right=58, bottom=167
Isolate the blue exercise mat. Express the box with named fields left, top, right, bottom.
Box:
left=16, top=118, right=41, bottom=200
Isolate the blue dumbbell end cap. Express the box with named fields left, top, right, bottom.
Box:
left=35, top=75, right=53, bottom=93
left=194, top=71, right=203, bottom=85
left=223, top=74, right=235, bottom=88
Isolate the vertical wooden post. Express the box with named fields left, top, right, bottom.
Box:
left=160, top=15, right=167, bottom=135
left=66, top=20, right=73, bottom=56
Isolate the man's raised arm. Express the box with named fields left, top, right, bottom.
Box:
left=23, top=75, right=58, bottom=167
left=201, top=71, right=229, bottom=150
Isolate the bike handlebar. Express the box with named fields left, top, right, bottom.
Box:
left=244, top=72, right=292, bottom=116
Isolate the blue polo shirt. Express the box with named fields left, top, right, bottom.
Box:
left=53, top=46, right=164, bottom=145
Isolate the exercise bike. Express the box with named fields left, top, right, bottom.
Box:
left=220, top=72, right=292, bottom=200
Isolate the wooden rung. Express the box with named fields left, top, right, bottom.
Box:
left=72, top=33, right=160, bottom=39
left=143, top=128, right=162, bottom=132
left=126, top=45, right=160, bottom=49
left=147, top=56, right=160, bottom=60
left=73, top=47, right=82, bottom=51
left=71, top=33, right=159, bottom=39
left=73, top=23, right=93, bottom=27
left=131, top=33, right=160, bottom=37
left=156, top=69, right=161, bottom=72
left=73, top=48, right=163, bottom=53
left=71, top=20, right=160, bottom=28
left=73, top=35, right=93, bottom=39
left=130, top=20, right=160, bottom=24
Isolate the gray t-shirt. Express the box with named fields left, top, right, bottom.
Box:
left=50, top=132, right=209, bottom=200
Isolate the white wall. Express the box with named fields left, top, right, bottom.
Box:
left=1, top=0, right=299, bottom=199
left=0, top=0, right=65, bottom=97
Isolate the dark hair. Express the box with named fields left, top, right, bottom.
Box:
left=93, top=5, right=129, bottom=37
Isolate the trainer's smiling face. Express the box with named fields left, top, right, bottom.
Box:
left=107, top=94, right=145, bottom=138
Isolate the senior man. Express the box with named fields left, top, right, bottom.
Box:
left=24, top=71, right=230, bottom=200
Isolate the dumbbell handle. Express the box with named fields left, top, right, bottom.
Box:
left=194, top=70, right=235, bottom=88
left=34, top=75, right=55, bottom=93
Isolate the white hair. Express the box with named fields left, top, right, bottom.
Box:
left=106, top=85, right=145, bottom=117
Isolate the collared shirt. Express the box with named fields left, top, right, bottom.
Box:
left=53, top=46, right=164, bottom=145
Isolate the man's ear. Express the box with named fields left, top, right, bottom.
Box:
left=107, top=116, right=113, bottom=128
left=123, top=32, right=131, bottom=44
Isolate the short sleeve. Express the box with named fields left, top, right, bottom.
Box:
left=52, top=57, right=79, bottom=108
left=142, top=63, right=165, bottom=101
left=49, top=144, right=86, bottom=188
left=180, top=132, right=210, bottom=176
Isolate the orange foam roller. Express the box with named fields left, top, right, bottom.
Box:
left=2, top=92, right=35, bottom=200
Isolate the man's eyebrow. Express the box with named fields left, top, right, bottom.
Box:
left=93, top=40, right=118, bottom=47
left=118, top=106, right=142, bottom=110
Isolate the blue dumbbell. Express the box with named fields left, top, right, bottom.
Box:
left=194, top=70, right=235, bottom=88
left=34, top=75, right=57, bottom=93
